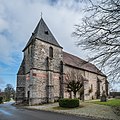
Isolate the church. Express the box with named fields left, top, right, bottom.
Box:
left=16, top=17, right=108, bottom=105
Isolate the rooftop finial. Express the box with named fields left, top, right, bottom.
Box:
left=41, top=12, right=43, bottom=18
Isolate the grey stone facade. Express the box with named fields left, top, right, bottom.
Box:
left=16, top=18, right=108, bottom=105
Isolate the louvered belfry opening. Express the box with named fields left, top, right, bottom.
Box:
left=49, top=47, right=53, bottom=58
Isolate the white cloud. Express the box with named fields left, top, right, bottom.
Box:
left=0, top=0, right=88, bottom=67
left=0, top=1, right=91, bottom=92
left=0, top=35, right=14, bottom=64
left=0, top=0, right=110, bottom=89
left=0, top=0, right=119, bottom=91
left=0, top=19, right=8, bottom=32
left=0, top=77, right=5, bottom=87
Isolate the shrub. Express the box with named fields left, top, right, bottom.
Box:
left=59, top=98, right=79, bottom=108
left=5, top=98, right=11, bottom=102
left=0, top=97, right=3, bottom=104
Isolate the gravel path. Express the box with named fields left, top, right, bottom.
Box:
left=26, top=102, right=120, bottom=120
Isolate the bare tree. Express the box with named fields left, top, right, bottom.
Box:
left=73, top=0, right=120, bottom=82
left=65, top=70, right=84, bottom=98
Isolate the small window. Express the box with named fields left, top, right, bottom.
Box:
left=44, top=30, right=49, bottom=35
left=27, top=91, right=30, bottom=99
left=91, top=84, right=93, bottom=91
left=49, top=47, right=53, bottom=58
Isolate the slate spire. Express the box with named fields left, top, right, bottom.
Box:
left=23, top=18, right=62, bottom=51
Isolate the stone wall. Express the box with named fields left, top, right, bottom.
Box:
left=24, top=44, right=33, bottom=73
left=29, top=69, right=47, bottom=105
left=17, top=37, right=107, bottom=105
left=84, top=71, right=97, bottom=100
left=32, top=39, right=63, bottom=72
left=63, top=65, right=107, bottom=100
left=53, top=73, right=60, bottom=101
left=97, top=75, right=107, bottom=96
left=26, top=39, right=63, bottom=105
left=16, top=59, right=26, bottom=103
left=63, top=65, right=85, bottom=99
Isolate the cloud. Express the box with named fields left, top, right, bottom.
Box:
left=0, top=0, right=86, bottom=66
left=0, top=77, right=5, bottom=89
left=0, top=19, right=8, bottom=32
left=0, top=0, right=90, bottom=90
left=53, top=0, right=82, bottom=10
left=0, top=0, right=119, bottom=91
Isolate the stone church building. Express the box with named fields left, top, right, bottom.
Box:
left=16, top=17, right=108, bottom=105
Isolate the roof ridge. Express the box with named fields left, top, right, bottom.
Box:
left=63, top=51, right=106, bottom=77
left=63, top=51, right=100, bottom=68
left=63, top=51, right=88, bottom=64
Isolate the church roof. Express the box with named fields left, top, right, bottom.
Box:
left=23, top=18, right=62, bottom=51
left=63, top=52, right=106, bottom=77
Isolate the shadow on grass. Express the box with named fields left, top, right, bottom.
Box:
left=52, top=105, right=84, bottom=110
left=87, top=99, right=120, bottom=116
left=112, top=106, right=120, bottom=116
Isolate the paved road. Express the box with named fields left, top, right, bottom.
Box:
left=0, top=102, right=95, bottom=120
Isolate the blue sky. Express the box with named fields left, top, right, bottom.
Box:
left=0, top=0, right=119, bottom=91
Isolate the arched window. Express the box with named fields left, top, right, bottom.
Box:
left=49, top=47, right=53, bottom=58
left=91, top=84, right=93, bottom=91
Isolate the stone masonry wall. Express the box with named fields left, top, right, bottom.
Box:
left=16, top=75, right=26, bottom=102
left=28, top=39, right=63, bottom=104
left=53, top=73, right=60, bottom=100
left=97, top=75, right=107, bottom=96
left=24, top=44, right=33, bottom=73
left=63, top=65, right=107, bottom=100
left=33, top=39, right=63, bottom=72
left=63, top=65, right=85, bottom=99
left=16, top=59, right=26, bottom=103
left=84, top=71, right=97, bottom=100
left=30, top=69, right=47, bottom=105
left=18, top=37, right=107, bottom=104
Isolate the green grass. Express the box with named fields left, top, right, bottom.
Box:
left=92, top=99, right=120, bottom=107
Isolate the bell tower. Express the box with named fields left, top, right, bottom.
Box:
left=18, top=17, right=63, bottom=105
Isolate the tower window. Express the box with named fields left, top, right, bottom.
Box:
left=49, top=47, right=53, bottom=58
left=91, top=84, right=93, bottom=92
left=44, top=30, right=49, bottom=35
left=91, top=84, right=93, bottom=89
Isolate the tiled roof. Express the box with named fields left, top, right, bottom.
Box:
left=63, top=52, right=106, bottom=77
left=23, top=18, right=62, bottom=51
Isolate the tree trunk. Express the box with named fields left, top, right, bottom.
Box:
left=74, top=92, right=76, bottom=98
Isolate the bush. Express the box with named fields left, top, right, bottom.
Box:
left=59, top=98, right=79, bottom=108
left=0, top=97, right=3, bottom=104
left=4, top=98, right=11, bottom=102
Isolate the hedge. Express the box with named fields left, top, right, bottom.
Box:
left=59, top=98, right=79, bottom=108
left=0, top=97, right=3, bottom=104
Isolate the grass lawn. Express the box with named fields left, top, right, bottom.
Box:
left=91, top=99, right=120, bottom=107
left=88, top=99, right=120, bottom=116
